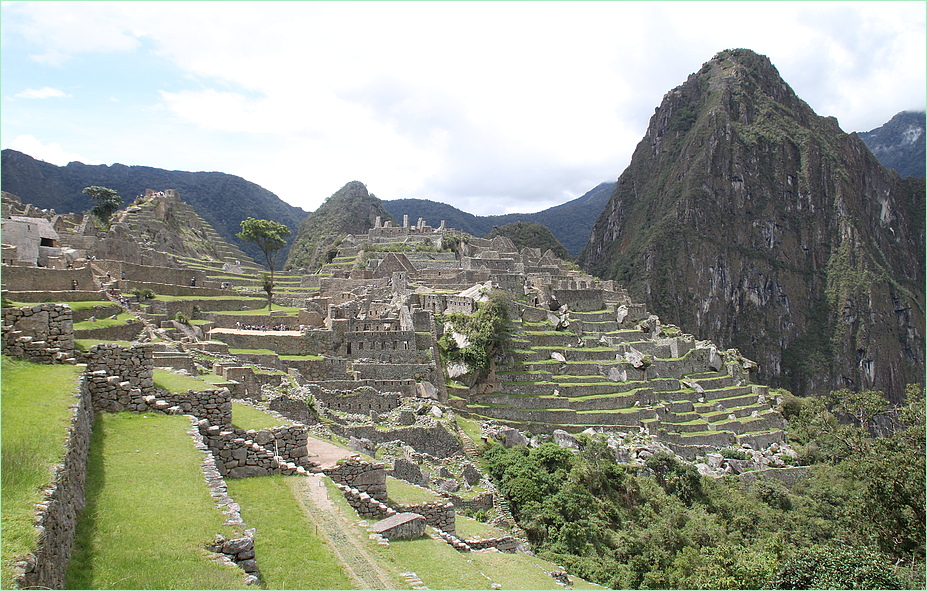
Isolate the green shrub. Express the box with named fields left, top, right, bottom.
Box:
left=720, top=447, right=750, bottom=460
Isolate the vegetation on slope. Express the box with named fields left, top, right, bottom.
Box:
left=485, top=221, right=570, bottom=260
left=481, top=385, right=924, bottom=589
left=0, top=149, right=307, bottom=264
left=284, top=180, right=395, bottom=271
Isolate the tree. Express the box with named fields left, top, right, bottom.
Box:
left=82, top=186, right=122, bottom=227
left=237, top=218, right=291, bottom=311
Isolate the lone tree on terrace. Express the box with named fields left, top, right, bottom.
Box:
left=237, top=217, right=291, bottom=311
left=82, top=186, right=123, bottom=228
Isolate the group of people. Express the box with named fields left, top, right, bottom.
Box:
left=234, top=322, right=291, bottom=331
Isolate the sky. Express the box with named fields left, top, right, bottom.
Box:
left=1, top=1, right=924, bottom=216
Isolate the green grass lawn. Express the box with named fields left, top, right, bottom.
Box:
left=231, top=401, right=292, bottom=431
left=386, top=476, right=441, bottom=504
left=65, top=413, right=245, bottom=589
left=454, top=514, right=510, bottom=539
left=74, top=338, right=134, bottom=350
left=228, top=348, right=278, bottom=356
left=72, top=311, right=137, bottom=331
left=225, top=476, right=354, bottom=589
left=153, top=368, right=211, bottom=393
left=1, top=357, right=83, bottom=589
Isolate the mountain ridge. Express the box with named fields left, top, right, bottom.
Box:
left=857, top=110, right=926, bottom=178
left=0, top=149, right=308, bottom=264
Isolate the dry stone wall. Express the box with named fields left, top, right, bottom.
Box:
left=323, top=459, right=388, bottom=502
left=2, top=303, right=77, bottom=364
left=392, top=501, right=456, bottom=534
left=197, top=421, right=313, bottom=478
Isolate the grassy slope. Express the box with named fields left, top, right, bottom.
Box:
left=1, top=357, right=83, bottom=589
left=226, top=475, right=355, bottom=590
left=65, top=413, right=245, bottom=589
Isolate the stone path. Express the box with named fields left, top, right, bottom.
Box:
left=292, top=474, right=399, bottom=590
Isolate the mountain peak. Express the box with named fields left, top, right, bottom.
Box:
left=580, top=49, right=924, bottom=402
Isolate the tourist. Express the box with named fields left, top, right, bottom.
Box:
left=71, top=280, right=79, bottom=290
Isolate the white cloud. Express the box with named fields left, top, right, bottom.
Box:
left=7, top=135, right=104, bottom=166
left=12, top=86, right=71, bottom=99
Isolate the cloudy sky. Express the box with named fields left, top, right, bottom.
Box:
left=2, top=1, right=924, bottom=215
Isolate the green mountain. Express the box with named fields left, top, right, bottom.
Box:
left=0, top=149, right=307, bottom=265
left=284, top=181, right=395, bottom=271
left=383, top=181, right=616, bottom=257
left=857, top=110, right=926, bottom=178
left=579, top=49, right=925, bottom=403
left=485, top=221, right=570, bottom=260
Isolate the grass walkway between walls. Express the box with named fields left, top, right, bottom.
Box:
left=1, top=356, right=83, bottom=589
left=225, top=475, right=355, bottom=589
left=65, top=413, right=246, bottom=589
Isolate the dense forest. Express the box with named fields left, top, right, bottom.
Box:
left=481, top=386, right=925, bottom=589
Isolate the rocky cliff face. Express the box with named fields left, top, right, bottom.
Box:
left=857, top=110, right=926, bottom=178
left=284, top=181, right=395, bottom=271
left=579, top=49, right=925, bottom=402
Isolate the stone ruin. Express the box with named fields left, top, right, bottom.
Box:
left=1, top=189, right=804, bottom=589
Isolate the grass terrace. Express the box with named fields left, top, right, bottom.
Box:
left=72, top=312, right=137, bottom=331
left=231, top=402, right=293, bottom=430
left=385, top=476, right=441, bottom=504
left=225, top=476, right=354, bottom=589
left=1, top=357, right=83, bottom=589
left=65, top=413, right=245, bottom=589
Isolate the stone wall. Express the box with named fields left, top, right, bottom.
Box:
left=85, top=344, right=233, bottom=426
left=197, top=421, right=313, bottom=478
left=465, top=536, right=517, bottom=552
left=391, top=501, right=456, bottom=534
left=92, top=260, right=212, bottom=289
left=2, top=303, right=77, bottom=364
left=73, top=320, right=145, bottom=342
left=1, top=266, right=95, bottom=292
left=12, top=377, right=92, bottom=589
left=315, top=387, right=402, bottom=414
left=322, top=459, right=387, bottom=502
left=331, top=423, right=464, bottom=458
left=334, top=483, right=395, bottom=519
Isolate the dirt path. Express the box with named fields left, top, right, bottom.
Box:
left=290, top=474, right=400, bottom=590
left=305, top=434, right=358, bottom=469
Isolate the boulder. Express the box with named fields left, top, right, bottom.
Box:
left=501, top=428, right=529, bottom=448
left=552, top=429, right=581, bottom=450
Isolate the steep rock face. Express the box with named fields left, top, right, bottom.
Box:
left=580, top=49, right=925, bottom=402
left=284, top=181, right=395, bottom=271
left=857, top=110, right=926, bottom=178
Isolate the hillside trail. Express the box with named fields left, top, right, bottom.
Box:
left=290, top=436, right=403, bottom=590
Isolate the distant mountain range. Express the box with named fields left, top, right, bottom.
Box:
left=857, top=110, right=926, bottom=178
left=382, top=182, right=616, bottom=257
left=0, top=149, right=307, bottom=264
